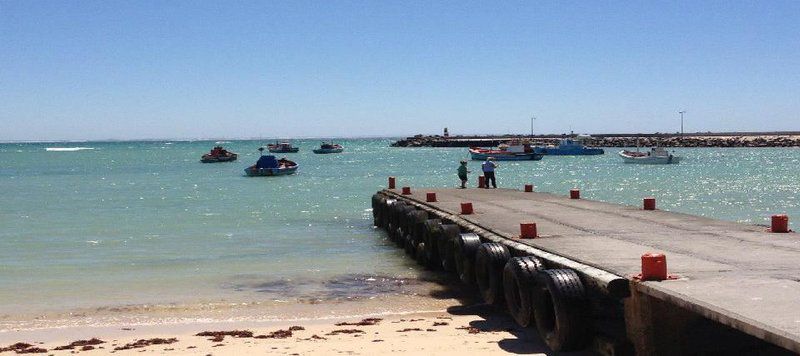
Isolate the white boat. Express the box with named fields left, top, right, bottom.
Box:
left=618, top=147, right=681, bottom=164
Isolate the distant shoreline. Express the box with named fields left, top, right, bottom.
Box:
left=392, top=131, right=800, bottom=148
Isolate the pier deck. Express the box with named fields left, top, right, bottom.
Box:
left=384, top=188, right=800, bottom=353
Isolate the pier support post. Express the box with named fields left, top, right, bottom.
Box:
left=460, top=202, right=473, bottom=215
left=401, top=187, right=412, bottom=195
left=570, top=189, right=581, bottom=199
left=478, top=176, right=486, bottom=188
left=388, top=176, right=396, bottom=189
left=624, top=285, right=700, bottom=355
left=524, top=184, right=534, bottom=192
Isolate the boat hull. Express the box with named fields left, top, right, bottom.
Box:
left=469, top=150, right=543, bottom=161
left=200, top=154, right=238, bottom=163
left=313, top=148, right=343, bottom=154
left=618, top=151, right=681, bottom=164
left=244, top=165, right=299, bottom=176
left=268, top=148, right=299, bottom=153
left=535, top=147, right=604, bottom=155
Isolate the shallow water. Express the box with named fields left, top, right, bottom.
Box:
left=1, top=140, right=798, bottom=326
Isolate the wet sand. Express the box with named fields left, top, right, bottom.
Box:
left=0, top=303, right=584, bottom=355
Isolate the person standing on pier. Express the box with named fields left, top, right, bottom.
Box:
left=482, top=157, right=497, bottom=188
left=457, top=160, right=470, bottom=188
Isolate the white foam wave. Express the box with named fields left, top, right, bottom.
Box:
left=45, top=147, right=95, bottom=152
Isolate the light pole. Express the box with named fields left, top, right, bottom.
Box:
left=530, top=117, right=536, bottom=137
left=678, top=110, right=686, bottom=136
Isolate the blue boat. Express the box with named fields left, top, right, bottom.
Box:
left=244, top=150, right=298, bottom=176
left=534, top=138, right=604, bottom=155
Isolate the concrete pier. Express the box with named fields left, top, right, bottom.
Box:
left=373, top=187, right=798, bottom=354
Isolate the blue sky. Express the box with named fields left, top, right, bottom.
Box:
left=1, top=1, right=798, bottom=141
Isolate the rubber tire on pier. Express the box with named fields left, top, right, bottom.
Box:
left=454, top=233, right=482, bottom=285
left=415, top=242, right=428, bottom=265
left=503, top=256, right=546, bottom=327
left=438, top=225, right=460, bottom=272
left=474, top=243, right=511, bottom=306
left=404, top=233, right=416, bottom=256
left=410, top=210, right=429, bottom=244
left=388, top=203, right=408, bottom=242
left=395, top=206, right=415, bottom=246
left=532, top=269, right=591, bottom=351
left=379, top=198, right=393, bottom=228
left=372, top=194, right=386, bottom=228
left=421, top=219, right=442, bottom=269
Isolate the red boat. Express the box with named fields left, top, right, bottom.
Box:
left=201, top=146, right=238, bottom=163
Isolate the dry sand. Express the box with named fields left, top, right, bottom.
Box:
left=0, top=303, right=588, bottom=355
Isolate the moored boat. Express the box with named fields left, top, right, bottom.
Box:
left=267, top=141, right=299, bottom=153
left=244, top=148, right=298, bottom=176
left=535, top=138, right=604, bottom=155
left=618, top=147, right=681, bottom=164
left=469, top=141, right=543, bottom=161
left=201, top=146, right=238, bottom=163
left=313, top=142, right=344, bottom=154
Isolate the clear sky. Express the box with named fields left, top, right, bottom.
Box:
left=1, top=1, right=799, bottom=141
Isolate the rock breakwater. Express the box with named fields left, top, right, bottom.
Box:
left=391, top=132, right=800, bottom=148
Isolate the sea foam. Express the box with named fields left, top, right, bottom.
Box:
left=45, top=147, right=95, bottom=152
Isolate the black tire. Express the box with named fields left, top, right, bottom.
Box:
left=474, top=243, right=511, bottom=305
left=401, top=208, right=417, bottom=236
left=408, top=210, right=429, bottom=245
left=532, top=269, right=591, bottom=351
left=438, top=225, right=460, bottom=272
left=403, top=233, right=415, bottom=256
left=372, top=195, right=386, bottom=227
left=415, top=242, right=427, bottom=265
left=422, top=219, right=442, bottom=269
left=388, top=202, right=407, bottom=240
left=503, top=256, right=545, bottom=327
left=453, top=233, right=482, bottom=285
left=394, top=206, right=415, bottom=246
left=379, top=199, right=393, bottom=228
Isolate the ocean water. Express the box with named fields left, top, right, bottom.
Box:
left=1, top=140, right=798, bottom=326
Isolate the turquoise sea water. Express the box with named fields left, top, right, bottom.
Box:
left=1, top=140, right=798, bottom=323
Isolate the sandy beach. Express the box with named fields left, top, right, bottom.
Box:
left=0, top=302, right=582, bottom=355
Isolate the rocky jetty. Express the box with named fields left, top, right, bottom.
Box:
left=391, top=132, right=800, bottom=148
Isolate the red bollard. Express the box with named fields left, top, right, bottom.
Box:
left=478, top=176, right=486, bottom=188
left=641, top=253, right=668, bottom=281
left=771, top=214, right=789, bottom=233
left=570, top=189, right=580, bottom=199
left=520, top=223, right=538, bottom=239
left=401, top=187, right=411, bottom=195
left=460, top=202, right=473, bottom=215
left=388, top=176, right=396, bottom=189
left=524, top=184, right=534, bottom=192
left=426, top=192, right=437, bottom=202
left=643, top=197, right=656, bottom=210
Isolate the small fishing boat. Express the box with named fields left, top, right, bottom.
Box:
left=469, top=141, right=543, bottom=161
left=201, top=146, right=238, bottom=163
left=618, top=147, right=681, bottom=164
left=313, top=142, right=344, bottom=154
left=267, top=141, right=299, bottom=153
left=535, top=138, right=604, bottom=155
left=244, top=148, right=298, bottom=176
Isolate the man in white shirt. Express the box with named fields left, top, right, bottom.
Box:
left=481, top=157, right=498, bottom=189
